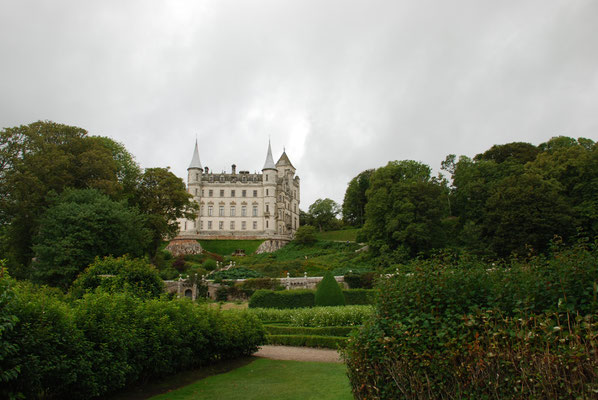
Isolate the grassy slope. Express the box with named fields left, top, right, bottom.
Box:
left=234, top=241, right=372, bottom=277
left=199, top=240, right=264, bottom=256
left=150, top=358, right=352, bottom=400
left=315, top=229, right=359, bottom=242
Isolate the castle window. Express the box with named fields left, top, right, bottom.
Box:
left=219, top=206, right=224, bottom=216
left=265, top=175, right=268, bottom=182
left=230, top=221, right=235, bottom=230
left=208, top=206, right=213, bottom=216
left=220, top=175, right=225, bottom=182
left=252, top=206, right=258, bottom=217
left=253, top=190, right=257, bottom=197
left=241, top=206, right=247, bottom=216
left=209, top=190, right=213, bottom=197
left=266, top=189, right=269, bottom=196
left=193, top=220, right=196, bottom=228
left=253, top=221, right=257, bottom=230
left=200, top=221, right=204, bottom=229
left=220, top=190, right=224, bottom=197
left=184, top=221, right=187, bottom=230
left=265, top=204, right=269, bottom=213
left=219, top=221, right=224, bottom=230
left=195, top=188, right=198, bottom=196
left=242, top=221, right=246, bottom=230
left=230, top=206, right=236, bottom=216
left=242, top=190, right=246, bottom=197
left=231, top=190, right=235, bottom=197
left=266, top=220, right=269, bottom=228
left=209, top=176, right=214, bottom=182
left=201, top=189, right=204, bottom=196
left=208, top=221, right=212, bottom=229
left=242, top=176, right=247, bottom=183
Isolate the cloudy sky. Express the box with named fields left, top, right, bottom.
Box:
left=1, top=0, right=597, bottom=209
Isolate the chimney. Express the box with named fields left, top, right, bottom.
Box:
left=232, top=164, right=237, bottom=174
left=204, top=166, right=209, bottom=173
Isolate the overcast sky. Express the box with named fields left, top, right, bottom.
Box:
left=1, top=0, right=597, bottom=209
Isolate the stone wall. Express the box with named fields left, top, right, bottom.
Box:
left=255, top=239, right=289, bottom=254
left=165, top=239, right=203, bottom=257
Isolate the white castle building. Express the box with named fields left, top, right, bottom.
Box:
left=176, top=140, right=300, bottom=241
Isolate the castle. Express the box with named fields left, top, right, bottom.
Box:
left=176, top=140, right=300, bottom=243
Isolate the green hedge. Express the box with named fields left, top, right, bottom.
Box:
left=1, top=278, right=265, bottom=399
left=249, top=289, right=315, bottom=309
left=343, top=242, right=598, bottom=399
left=248, top=289, right=376, bottom=309
left=266, top=334, right=347, bottom=349
left=265, top=325, right=356, bottom=337
left=250, top=305, right=374, bottom=327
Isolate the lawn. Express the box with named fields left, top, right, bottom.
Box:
left=150, top=358, right=352, bottom=400
left=198, top=239, right=264, bottom=256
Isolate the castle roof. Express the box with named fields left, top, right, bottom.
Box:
left=262, top=140, right=276, bottom=170
left=276, top=150, right=295, bottom=169
left=188, top=140, right=202, bottom=170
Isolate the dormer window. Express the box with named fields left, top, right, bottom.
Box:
left=209, top=176, right=214, bottom=182
left=242, top=176, right=247, bottom=183
left=220, top=175, right=225, bottom=182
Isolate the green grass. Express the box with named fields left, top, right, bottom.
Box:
left=150, top=358, right=352, bottom=400
left=315, top=229, right=359, bottom=242
left=198, top=240, right=264, bottom=256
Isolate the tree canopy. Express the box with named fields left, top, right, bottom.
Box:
left=307, top=198, right=341, bottom=231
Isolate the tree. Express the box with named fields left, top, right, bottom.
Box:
left=361, top=160, right=449, bottom=261
left=342, top=169, right=374, bottom=226
left=294, top=225, right=317, bottom=245
left=32, top=189, right=150, bottom=289
left=315, top=271, right=346, bottom=306
left=0, top=121, right=121, bottom=276
left=132, top=167, right=198, bottom=256
left=308, top=198, right=341, bottom=232
left=71, top=256, right=164, bottom=299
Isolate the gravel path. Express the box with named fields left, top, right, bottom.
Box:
left=253, top=345, right=342, bottom=363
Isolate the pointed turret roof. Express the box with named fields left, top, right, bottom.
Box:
left=276, top=149, right=295, bottom=169
left=188, top=140, right=202, bottom=170
left=262, top=140, right=276, bottom=170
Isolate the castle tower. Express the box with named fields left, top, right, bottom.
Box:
left=186, top=140, right=202, bottom=233
left=262, top=140, right=277, bottom=236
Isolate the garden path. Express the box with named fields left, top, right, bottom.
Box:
left=253, top=345, right=342, bottom=363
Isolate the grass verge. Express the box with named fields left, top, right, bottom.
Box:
left=198, top=239, right=264, bottom=256
left=149, top=358, right=352, bottom=400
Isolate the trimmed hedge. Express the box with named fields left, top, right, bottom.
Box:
left=248, top=288, right=376, bottom=309
left=315, top=271, right=346, bottom=306
left=1, top=279, right=265, bottom=399
left=266, top=334, right=347, bottom=349
left=265, top=325, right=356, bottom=337
left=249, top=289, right=314, bottom=309
left=250, top=305, right=374, bottom=327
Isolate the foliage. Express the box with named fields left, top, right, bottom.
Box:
left=342, top=169, right=374, bottom=226
left=0, top=280, right=265, bottom=399
left=315, top=228, right=360, bottom=242
left=198, top=239, right=264, bottom=256
left=362, top=160, right=449, bottom=263
left=342, top=289, right=376, bottom=305
left=0, top=267, right=20, bottom=398
left=294, top=225, right=317, bottom=245
left=266, top=334, right=347, bottom=349
left=209, top=267, right=263, bottom=280
left=249, top=289, right=315, bottom=309
left=0, top=121, right=123, bottom=276
left=342, top=241, right=598, bottom=399
left=315, top=271, right=346, bottom=307
left=250, top=305, right=374, bottom=327
left=132, top=167, right=198, bottom=256
left=344, top=271, right=376, bottom=289
left=71, top=256, right=164, bottom=299
left=265, top=325, right=356, bottom=337
left=32, top=189, right=150, bottom=289
left=308, top=198, right=341, bottom=231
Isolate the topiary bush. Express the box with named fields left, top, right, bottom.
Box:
left=315, top=271, right=346, bottom=307
left=249, top=289, right=315, bottom=309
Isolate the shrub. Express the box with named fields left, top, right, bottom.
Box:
left=342, top=242, right=598, bottom=399
left=209, top=267, right=263, bottom=280
left=265, top=325, right=356, bottom=337
left=315, top=271, right=345, bottom=307
left=267, top=334, right=346, bottom=349
left=203, top=258, right=218, bottom=271
left=249, top=289, right=315, bottom=309
left=249, top=305, right=374, bottom=327
left=294, top=225, right=317, bottom=245
left=215, top=286, right=229, bottom=302
left=343, top=289, right=376, bottom=305
left=172, top=255, right=188, bottom=272
left=344, top=271, right=376, bottom=289
left=71, top=256, right=164, bottom=299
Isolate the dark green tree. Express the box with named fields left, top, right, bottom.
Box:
left=308, top=198, right=341, bottom=232
left=32, top=189, right=150, bottom=289
left=314, top=271, right=345, bottom=306
left=342, top=169, right=374, bottom=226
left=362, top=160, right=449, bottom=261
left=294, top=225, right=317, bottom=245
left=131, top=167, right=199, bottom=257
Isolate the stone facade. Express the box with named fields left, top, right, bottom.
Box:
left=176, top=140, right=300, bottom=242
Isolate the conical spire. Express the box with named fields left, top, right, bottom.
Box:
left=188, top=139, right=202, bottom=170
left=262, top=139, right=276, bottom=170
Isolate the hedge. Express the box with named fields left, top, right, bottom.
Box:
left=1, top=279, right=265, bottom=399
left=315, top=271, right=345, bottom=306
left=342, top=242, right=598, bottom=399
left=248, top=289, right=376, bottom=309
left=266, top=334, right=347, bottom=349
left=264, top=325, right=356, bottom=337
left=250, top=305, right=374, bottom=327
